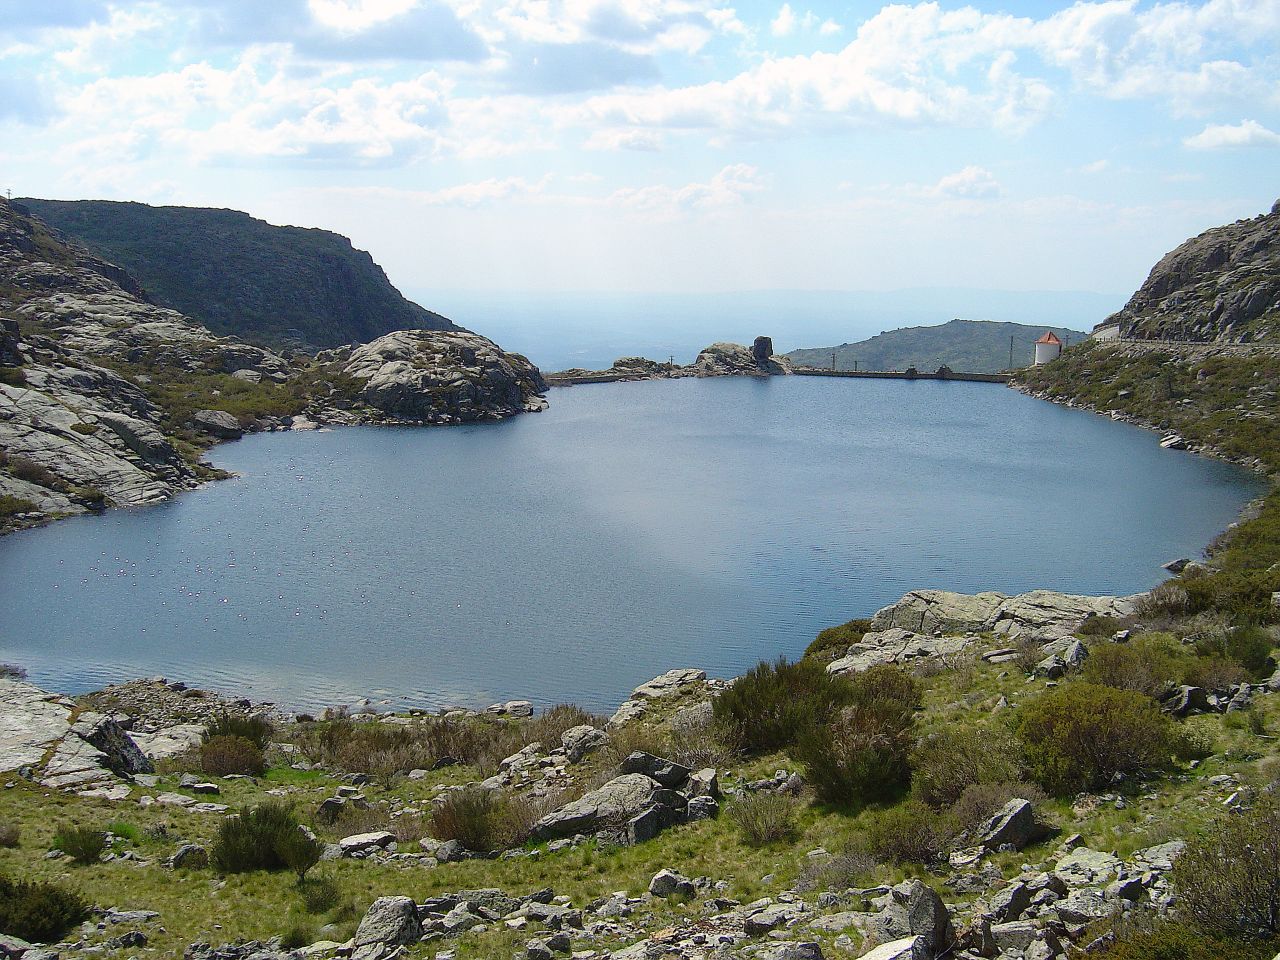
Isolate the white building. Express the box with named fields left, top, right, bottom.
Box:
left=1033, top=331, right=1063, bottom=365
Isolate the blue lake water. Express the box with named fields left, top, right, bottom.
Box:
left=0, top=376, right=1263, bottom=713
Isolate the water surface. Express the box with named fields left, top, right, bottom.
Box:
left=0, top=376, right=1261, bottom=712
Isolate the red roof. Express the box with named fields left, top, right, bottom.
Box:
left=1036, top=331, right=1062, bottom=345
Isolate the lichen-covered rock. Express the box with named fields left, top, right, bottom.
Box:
left=324, top=329, right=547, bottom=423
left=353, top=896, right=421, bottom=960
left=826, top=627, right=974, bottom=675
left=870, top=590, right=1007, bottom=634
left=531, top=773, right=664, bottom=840
left=693, top=340, right=792, bottom=377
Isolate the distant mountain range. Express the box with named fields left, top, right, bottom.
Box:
left=785, top=319, right=1090, bottom=374
left=20, top=199, right=457, bottom=352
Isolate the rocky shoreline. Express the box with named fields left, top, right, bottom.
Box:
left=545, top=337, right=792, bottom=385
left=3, top=578, right=1277, bottom=960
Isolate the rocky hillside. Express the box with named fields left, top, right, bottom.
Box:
left=19, top=199, right=458, bottom=351
left=0, top=198, right=546, bottom=533
left=786, top=320, right=1087, bottom=374
left=1100, top=199, right=1280, bottom=343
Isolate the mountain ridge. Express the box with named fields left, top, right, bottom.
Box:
left=786, top=318, right=1089, bottom=374
left=18, top=198, right=458, bottom=352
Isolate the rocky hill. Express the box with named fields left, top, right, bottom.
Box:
left=0, top=199, right=545, bottom=533
left=786, top=319, right=1087, bottom=374
left=19, top=199, right=458, bottom=351
left=1100, top=199, right=1280, bottom=343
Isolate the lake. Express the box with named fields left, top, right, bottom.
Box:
left=0, top=376, right=1263, bottom=713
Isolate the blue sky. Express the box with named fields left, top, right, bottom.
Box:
left=1, top=0, right=1278, bottom=301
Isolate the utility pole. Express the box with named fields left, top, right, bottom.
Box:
left=831, top=351, right=836, bottom=371
left=853, top=360, right=859, bottom=372
left=1009, top=335, right=1014, bottom=370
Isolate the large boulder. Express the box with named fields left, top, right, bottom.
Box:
left=990, top=590, right=1136, bottom=642
left=827, top=627, right=974, bottom=676
left=861, top=880, right=953, bottom=954
left=190, top=409, right=243, bottom=439
left=693, top=341, right=792, bottom=377
left=977, top=799, right=1042, bottom=852
left=871, top=590, right=1007, bottom=635
left=531, top=774, right=666, bottom=841
left=326, top=329, right=547, bottom=424
left=0, top=678, right=152, bottom=791
left=353, top=896, right=421, bottom=960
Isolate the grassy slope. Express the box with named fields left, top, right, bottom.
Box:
left=786, top=319, right=1088, bottom=374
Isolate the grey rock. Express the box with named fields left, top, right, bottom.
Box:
left=171, top=843, right=208, bottom=869
left=861, top=880, right=953, bottom=954
left=693, top=341, right=792, bottom=377
left=353, top=896, right=420, bottom=960
left=978, top=799, right=1041, bottom=852
left=856, top=939, right=929, bottom=960
left=190, top=409, right=243, bottom=439
left=560, top=725, right=607, bottom=763
left=648, top=868, right=695, bottom=898
left=986, top=881, right=1031, bottom=923
left=619, top=751, right=691, bottom=788
left=630, top=668, right=706, bottom=699
left=531, top=774, right=664, bottom=841
left=687, top=767, right=720, bottom=799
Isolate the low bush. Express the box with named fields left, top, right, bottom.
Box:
left=1183, top=656, right=1252, bottom=691
left=204, top=712, right=274, bottom=750
left=0, top=496, right=36, bottom=519
left=52, top=825, right=106, bottom=865
left=428, top=786, right=533, bottom=852
left=201, top=735, right=266, bottom=777
left=856, top=799, right=952, bottom=866
left=1081, top=633, right=1189, bottom=699
left=713, top=657, right=852, bottom=753
left=910, top=725, right=1026, bottom=809
left=1077, top=614, right=1126, bottom=637
left=280, top=922, right=318, bottom=950
left=668, top=705, right=735, bottom=769
left=805, top=618, right=872, bottom=661
left=1192, top=626, right=1274, bottom=678
left=4, top=455, right=61, bottom=490
left=794, top=850, right=877, bottom=892
left=725, top=791, right=800, bottom=847
left=0, top=875, right=91, bottom=944
left=0, top=366, right=25, bottom=386
left=1136, top=580, right=1191, bottom=620
left=1172, top=794, right=1280, bottom=939
left=1093, top=916, right=1276, bottom=960
left=1014, top=682, right=1183, bottom=795
left=211, top=802, right=313, bottom=874
left=301, top=875, right=342, bottom=914
left=791, top=664, right=919, bottom=808
left=1012, top=637, right=1043, bottom=675
left=276, top=827, right=325, bottom=882
left=0, top=822, right=18, bottom=848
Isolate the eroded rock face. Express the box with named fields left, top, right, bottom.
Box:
left=869, top=588, right=1136, bottom=643
left=1105, top=198, right=1280, bottom=343
left=0, top=678, right=153, bottom=791
left=321, top=329, right=547, bottom=424
left=826, top=627, right=974, bottom=676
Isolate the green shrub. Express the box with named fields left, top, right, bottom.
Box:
left=0, top=822, right=18, bottom=848
left=1183, top=656, right=1252, bottom=691
left=1193, top=626, right=1274, bottom=678
left=910, top=724, right=1026, bottom=808
left=805, top=618, right=872, bottom=661
left=1172, top=794, right=1280, bottom=939
left=428, top=786, right=532, bottom=852
left=0, top=875, right=91, bottom=944
left=1094, top=916, right=1276, bottom=960
left=1077, top=614, right=1126, bottom=637
left=301, top=875, right=342, bottom=914
left=1014, top=682, right=1183, bottom=795
left=0, top=496, right=36, bottom=518
left=280, top=922, right=317, bottom=949
left=52, top=825, right=106, bottom=865
left=106, top=821, right=140, bottom=845
left=69, top=422, right=99, bottom=435
left=204, top=712, right=274, bottom=749
left=713, top=657, right=852, bottom=753
left=1182, top=569, right=1280, bottom=624
left=725, top=791, right=800, bottom=847
left=792, top=664, right=919, bottom=808
left=856, top=799, right=952, bottom=866
left=210, top=801, right=309, bottom=874
left=201, top=735, right=266, bottom=776
left=5, top=455, right=61, bottom=490
left=1082, top=634, right=1190, bottom=699
left=1136, top=580, right=1191, bottom=620
left=0, top=366, right=25, bottom=386
left=276, top=826, right=325, bottom=882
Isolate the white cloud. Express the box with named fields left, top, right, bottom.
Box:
left=818, top=18, right=841, bottom=36
left=1183, top=118, right=1280, bottom=149
left=771, top=4, right=796, bottom=37
left=1079, top=158, right=1109, bottom=174
left=926, top=165, right=1001, bottom=199
left=585, top=128, right=663, bottom=151
left=607, top=163, right=764, bottom=219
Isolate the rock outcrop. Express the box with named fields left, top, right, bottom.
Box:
left=868, top=588, right=1136, bottom=644
left=1103, top=198, right=1280, bottom=343
left=694, top=339, right=792, bottom=377
left=316, top=329, right=547, bottom=424
left=0, top=677, right=153, bottom=792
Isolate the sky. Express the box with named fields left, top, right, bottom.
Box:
left=1, top=0, right=1278, bottom=313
